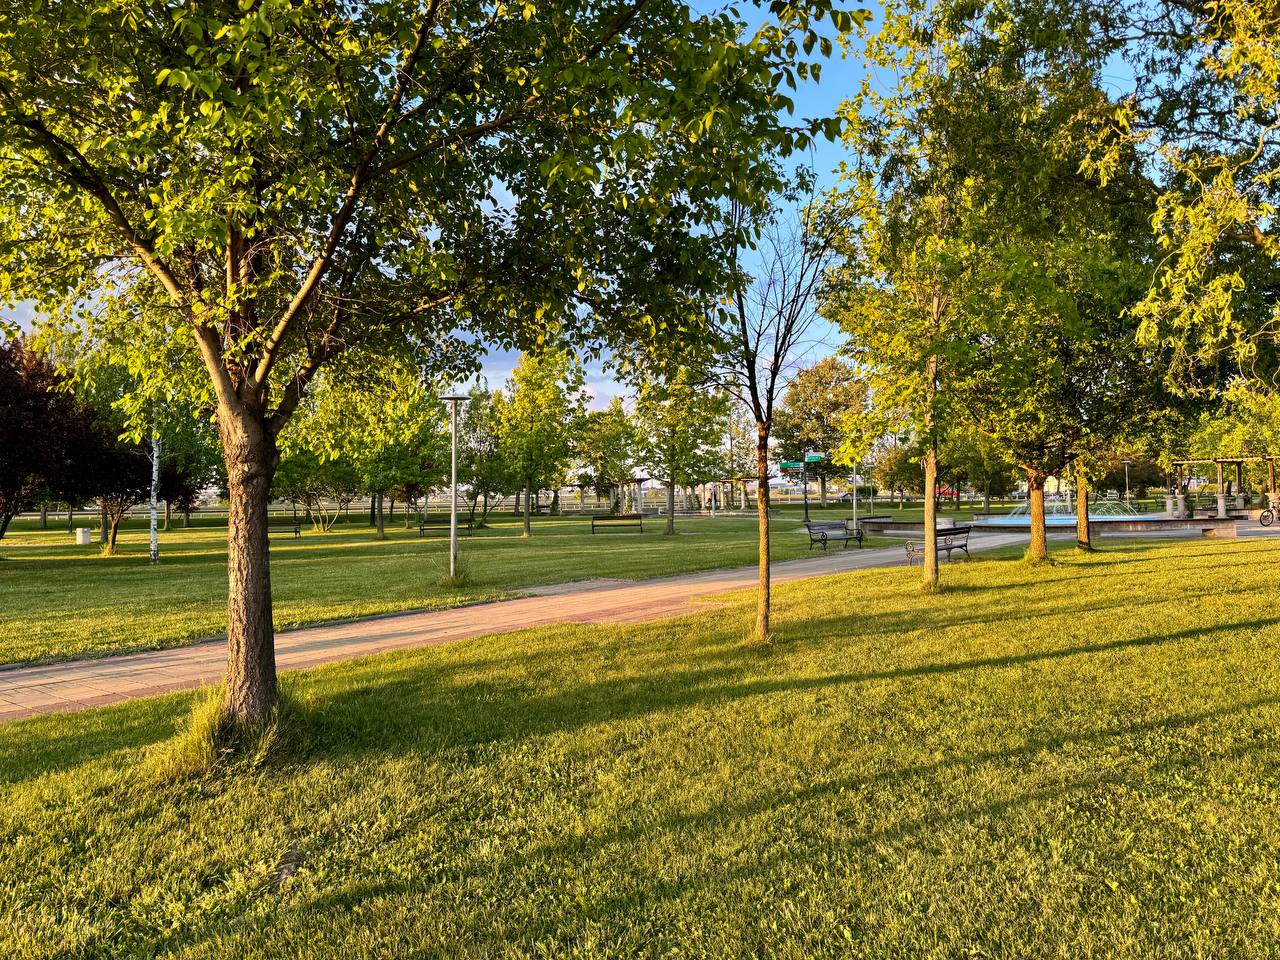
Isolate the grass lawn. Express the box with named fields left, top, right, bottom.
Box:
left=0, top=508, right=884, bottom=666
left=5, top=536, right=1280, bottom=957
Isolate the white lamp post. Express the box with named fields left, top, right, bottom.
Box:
left=443, top=393, right=469, bottom=578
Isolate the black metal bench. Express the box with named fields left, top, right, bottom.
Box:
left=419, top=516, right=472, bottom=538
left=904, top=526, right=972, bottom=564
left=805, top=520, right=863, bottom=550
left=268, top=521, right=301, bottom=539
left=591, top=513, right=644, bottom=533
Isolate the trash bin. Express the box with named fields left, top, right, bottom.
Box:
left=75, top=527, right=91, bottom=546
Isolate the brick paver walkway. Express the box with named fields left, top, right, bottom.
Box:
left=0, top=533, right=1026, bottom=724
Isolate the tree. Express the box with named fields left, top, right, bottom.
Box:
left=713, top=200, right=839, bottom=641
left=826, top=0, right=983, bottom=590
left=0, top=340, right=98, bottom=539
left=0, top=0, right=847, bottom=727
left=457, top=387, right=513, bottom=526
left=81, top=421, right=153, bottom=553
left=773, top=356, right=866, bottom=505
left=494, top=350, right=587, bottom=537
left=871, top=440, right=923, bottom=508
left=575, top=398, right=639, bottom=513
left=634, top=369, right=729, bottom=533
left=941, top=432, right=1016, bottom=514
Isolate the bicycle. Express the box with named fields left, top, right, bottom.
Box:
left=1261, top=506, right=1275, bottom=527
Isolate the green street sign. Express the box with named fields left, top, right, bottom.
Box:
left=780, top=460, right=803, bottom=470
left=805, top=453, right=825, bottom=463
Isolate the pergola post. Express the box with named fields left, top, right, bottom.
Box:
left=1216, top=461, right=1228, bottom=518
left=1235, top=461, right=1246, bottom=509
left=1270, top=458, right=1278, bottom=509
left=1175, top=465, right=1186, bottom=517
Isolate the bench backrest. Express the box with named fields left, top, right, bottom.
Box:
left=596, top=513, right=643, bottom=521
left=806, top=521, right=846, bottom=532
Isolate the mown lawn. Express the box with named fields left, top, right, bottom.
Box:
left=0, top=509, right=883, bottom=666
left=4, top=537, right=1280, bottom=957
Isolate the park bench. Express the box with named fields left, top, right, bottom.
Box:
left=268, top=521, right=301, bottom=539
left=591, top=513, right=644, bottom=533
left=904, top=526, right=972, bottom=565
left=419, top=515, right=472, bottom=538
left=805, top=520, right=863, bottom=551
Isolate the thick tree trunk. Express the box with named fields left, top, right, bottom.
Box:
left=369, top=497, right=376, bottom=526
left=220, top=411, right=280, bottom=728
left=819, top=474, right=828, bottom=507
left=164, top=500, right=172, bottom=530
left=922, top=445, right=939, bottom=592
left=522, top=480, right=532, bottom=537
left=551, top=490, right=560, bottom=515
left=375, top=493, right=385, bottom=539
left=99, top=505, right=108, bottom=544
left=1027, top=471, right=1048, bottom=562
left=754, top=423, right=771, bottom=642
left=666, top=479, right=676, bottom=535
left=1075, top=469, right=1091, bottom=551
left=0, top=512, right=13, bottom=540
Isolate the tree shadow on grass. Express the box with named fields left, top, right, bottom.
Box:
left=268, top=690, right=1280, bottom=954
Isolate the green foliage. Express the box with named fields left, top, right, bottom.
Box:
left=633, top=368, right=729, bottom=514
left=774, top=356, right=865, bottom=478
left=0, top=0, right=862, bottom=438
left=457, top=386, right=514, bottom=522
left=575, top=397, right=639, bottom=505
left=494, top=349, right=587, bottom=493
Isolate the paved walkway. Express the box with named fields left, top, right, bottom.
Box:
left=0, top=533, right=1027, bottom=724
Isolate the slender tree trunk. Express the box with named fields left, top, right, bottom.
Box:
left=819, top=474, right=828, bottom=507
left=184, top=508, right=191, bottom=527
left=99, top=505, right=108, bottom=543
left=219, top=410, right=280, bottom=728
left=388, top=498, right=395, bottom=520
left=164, top=500, right=172, bottom=531
left=666, top=478, right=676, bottom=535
left=1075, top=469, right=1091, bottom=551
left=0, top=512, right=13, bottom=540
left=369, top=497, right=376, bottom=526
left=375, top=493, right=385, bottom=539
left=522, top=480, right=532, bottom=537
left=922, top=444, right=939, bottom=592
left=1027, top=471, right=1048, bottom=562
left=754, top=422, right=771, bottom=642
left=551, top=490, right=560, bottom=515
left=983, top=481, right=991, bottom=514
left=39, top=502, right=47, bottom=529
left=67, top=506, right=74, bottom=532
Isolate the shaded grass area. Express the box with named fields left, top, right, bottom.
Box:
left=5, top=537, right=1280, bottom=957
left=0, top=511, right=885, bottom=666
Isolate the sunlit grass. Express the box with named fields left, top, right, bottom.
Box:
left=4, top=536, right=1280, bottom=956
left=0, top=507, right=884, bottom=665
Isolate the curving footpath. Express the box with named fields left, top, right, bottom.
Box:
left=0, top=533, right=1027, bottom=724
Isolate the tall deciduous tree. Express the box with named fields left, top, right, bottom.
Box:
left=826, top=0, right=980, bottom=590
left=634, top=369, right=729, bottom=533
left=774, top=356, right=865, bottom=505
left=0, top=0, right=846, bottom=727
left=457, top=386, right=513, bottom=526
left=575, top=398, right=639, bottom=513
left=495, top=350, right=587, bottom=537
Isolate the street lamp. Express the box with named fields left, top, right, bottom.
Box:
left=442, top=392, right=470, bottom=579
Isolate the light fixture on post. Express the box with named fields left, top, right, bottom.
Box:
left=442, top=391, right=470, bottom=579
